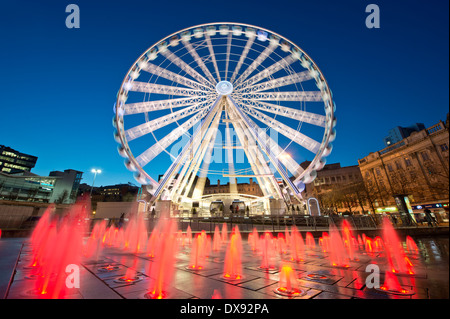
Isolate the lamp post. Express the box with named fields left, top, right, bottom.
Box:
left=90, top=169, right=101, bottom=197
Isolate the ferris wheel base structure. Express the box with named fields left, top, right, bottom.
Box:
left=152, top=194, right=291, bottom=217
left=113, top=23, right=336, bottom=216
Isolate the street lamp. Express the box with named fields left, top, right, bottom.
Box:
left=90, top=169, right=102, bottom=197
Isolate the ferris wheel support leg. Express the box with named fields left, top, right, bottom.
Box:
left=170, top=98, right=223, bottom=201
left=186, top=108, right=222, bottom=199
left=225, top=118, right=238, bottom=194
left=227, top=96, right=304, bottom=202
left=152, top=96, right=224, bottom=203
left=228, top=105, right=282, bottom=199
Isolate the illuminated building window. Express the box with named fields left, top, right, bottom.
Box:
left=440, top=143, right=448, bottom=152
left=404, top=157, right=412, bottom=167
left=387, top=164, right=393, bottom=172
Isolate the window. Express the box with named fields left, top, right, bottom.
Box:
left=342, top=175, right=347, bottom=181
left=331, top=176, right=336, bottom=182
left=404, top=157, right=412, bottom=167
left=387, top=164, right=394, bottom=172
left=395, top=160, right=402, bottom=170
left=440, top=143, right=449, bottom=152
left=375, top=168, right=382, bottom=176
left=421, top=151, right=430, bottom=161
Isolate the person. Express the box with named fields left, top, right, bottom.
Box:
left=118, top=212, right=125, bottom=229
left=391, top=214, right=398, bottom=226
left=424, top=209, right=434, bottom=227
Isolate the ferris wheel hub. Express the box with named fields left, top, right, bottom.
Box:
left=216, top=81, right=233, bottom=95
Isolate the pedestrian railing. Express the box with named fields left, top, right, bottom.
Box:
left=1, top=212, right=445, bottom=233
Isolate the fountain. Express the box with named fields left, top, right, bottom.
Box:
left=341, top=220, right=357, bottom=261
left=406, top=236, right=420, bottom=258
left=273, top=263, right=305, bottom=297
left=382, top=218, right=415, bottom=275
left=259, top=232, right=276, bottom=271
left=144, top=217, right=178, bottom=299
left=328, top=224, right=350, bottom=268
left=187, top=231, right=208, bottom=270
left=222, top=230, right=243, bottom=281
left=221, top=223, right=228, bottom=242
left=375, top=271, right=415, bottom=296
left=289, top=227, right=305, bottom=262
left=213, top=225, right=222, bottom=252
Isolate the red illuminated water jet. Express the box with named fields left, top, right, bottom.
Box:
left=32, top=196, right=90, bottom=298
left=248, top=228, right=259, bottom=252
left=274, top=264, right=305, bottom=297
left=406, top=236, right=420, bottom=258
left=341, top=220, right=357, bottom=261
left=376, top=271, right=414, bottom=296
left=146, top=228, right=160, bottom=258
left=145, top=215, right=179, bottom=299
left=259, top=232, right=276, bottom=270
left=187, top=231, right=208, bottom=270
left=277, top=233, right=287, bottom=255
left=382, top=218, right=415, bottom=275
left=222, top=232, right=243, bottom=280
left=328, top=224, right=350, bottom=268
left=221, top=223, right=228, bottom=242
left=213, top=225, right=222, bottom=252
left=289, top=226, right=305, bottom=262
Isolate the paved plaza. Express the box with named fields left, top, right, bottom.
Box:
left=2, top=232, right=448, bottom=300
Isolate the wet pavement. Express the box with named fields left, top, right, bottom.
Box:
left=2, top=234, right=449, bottom=299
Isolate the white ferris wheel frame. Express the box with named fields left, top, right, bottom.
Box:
left=113, top=22, right=337, bottom=204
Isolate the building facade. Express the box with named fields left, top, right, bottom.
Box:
left=383, top=123, right=425, bottom=147
left=202, top=178, right=264, bottom=197
left=0, top=145, right=38, bottom=174
left=0, top=169, right=83, bottom=204
left=358, top=119, right=449, bottom=216
left=302, top=162, right=367, bottom=214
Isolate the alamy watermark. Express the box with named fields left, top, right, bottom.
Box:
left=65, top=264, right=80, bottom=289
left=65, top=4, right=80, bottom=29
left=365, top=264, right=380, bottom=288
left=366, top=4, right=380, bottom=29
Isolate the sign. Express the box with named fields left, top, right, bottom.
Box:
left=412, top=203, right=445, bottom=210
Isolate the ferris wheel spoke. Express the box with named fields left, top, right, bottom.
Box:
left=157, top=96, right=224, bottom=200
left=227, top=105, right=281, bottom=198
left=233, top=43, right=277, bottom=87
left=241, top=113, right=304, bottom=177
left=160, top=48, right=213, bottom=89
left=239, top=99, right=326, bottom=127
left=140, top=62, right=211, bottom=91
left=182, top=40, right=217, bottom=85
left=240, top=90, right=323, bottom=102
left=244, top=71, right=313, bottom=93
left=204, top=33, right=222, bottom=82
left=124, top=96, right=209, bottom=115
left=125, top=100, right=210, bottom=141
left=238, top=102, right=321, bottom=154
left=234, top=55, right=297, bottom=91
left=229, top=36, right=255, bottom=84
left=129, top=81, right=207, bottom=97
left=184, top=110, right=222, bottom=198
left=224, top=32, right=232, bottom=81
left=227, top=100, right=287, bottom=198
left=135, top=107, right=209, bottom=168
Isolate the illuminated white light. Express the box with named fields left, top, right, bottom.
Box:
left=215, top=81, right=233, bottom=95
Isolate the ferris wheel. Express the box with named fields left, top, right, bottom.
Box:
left=113, top=22, right=336, bottom=204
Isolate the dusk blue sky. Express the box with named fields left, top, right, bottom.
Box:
left=0, top=0, right=448, bottom=187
